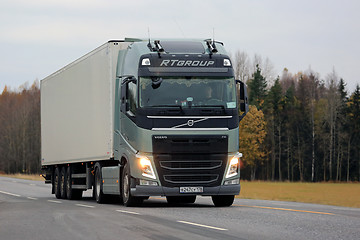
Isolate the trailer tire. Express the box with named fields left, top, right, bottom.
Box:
left=54, top=167, right=61, bottom=199
left=211, top=195, right=234, bottom=207
left=60, top=167, right=67, bottom=199
left=122, top=162, right=143, bottom=207
left=66, top=166, right=73, bottom=200
left=66, top=166, right=82, bottom=200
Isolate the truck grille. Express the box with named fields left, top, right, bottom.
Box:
left=164, top=174, right=218, bottom=184
left=160, top=160, right=222, bottom=170
left=152, top=135, right=228, bottom=187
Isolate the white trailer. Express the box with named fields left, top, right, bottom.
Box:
left=41, top=41, right=129, bottom=166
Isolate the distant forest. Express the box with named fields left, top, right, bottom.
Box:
left=233, top=51, right=360, bottom=182
left=0, top=81, right=40, bottom=174
left=0, top=51, right=359, bottom=181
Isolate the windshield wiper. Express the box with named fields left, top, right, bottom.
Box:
left=148, top=105, right=184, bottom=113
left=194, top=105, right=226, bottom=110
left=193, top=105, right=226, bottom=114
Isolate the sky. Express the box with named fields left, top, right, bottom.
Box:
left=1, top=0, right=359, bottom=93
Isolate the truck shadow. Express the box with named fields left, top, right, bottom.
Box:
left=80, top=196, right=216, bottom=208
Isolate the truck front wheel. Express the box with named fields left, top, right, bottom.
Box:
left=122, top=162, right=143, bottom=207
left=211, top=195, right=235, bottom=207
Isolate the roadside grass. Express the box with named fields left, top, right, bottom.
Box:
left=238, top=181, right=360, bottom=208
left=0, top=173, right=43, bottom=181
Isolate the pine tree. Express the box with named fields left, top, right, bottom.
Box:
left=336, top=78, right=348, bottom=181
left=248, top=64, right=267, bottom=109
left=264, top=77, right=283, bottom=180
left=347, top=85, right=360, bottom=180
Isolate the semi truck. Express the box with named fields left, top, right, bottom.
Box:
left=41, top=38, right=248, bottom=207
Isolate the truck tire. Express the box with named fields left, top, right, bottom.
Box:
left=211, top=195, right=235, bottom=207
left=94, top=164, right=106, bottom=203
left=166, top=196, right=196, bottom=204
left=60, top=167, right=67, bottom=199
left=121, top=162, right=143, bottom=207
left=66, top=166, right=73, bottom=200
left=66, top=166, right=82, bottom=200
left=54, top=167, right=61, bottom=199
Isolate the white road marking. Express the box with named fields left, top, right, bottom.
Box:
left=48, top=200, right=62, bottom=204
left=29, top=184, right=36, bottom=186
left=27, top=197, right=38, bottom=200
left=76, top=204, right=95, bottom=208
left=0, top=190, right=21, bottom=197
left=177, top=220, right=228, bottom=231
left=116, top=210, right=141, bottom=215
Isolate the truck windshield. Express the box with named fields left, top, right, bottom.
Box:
left=139, top=77, right=237, bottom=109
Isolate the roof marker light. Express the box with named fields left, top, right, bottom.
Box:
left=142, top=58, right=151, bottom=66
left=224, top=59, right=231, bottom=67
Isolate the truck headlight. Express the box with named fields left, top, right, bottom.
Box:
left=138, top=156, right=156, bottom=179
left=225, top=155, right=240, bottom=179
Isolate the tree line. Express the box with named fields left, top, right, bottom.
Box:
left=0, top=81, right=40, bottom=174
left=234, top=50, right=360, bottom=182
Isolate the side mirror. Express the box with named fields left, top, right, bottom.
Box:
left=120, top=75, right=137, bottom=113
left=236, top=80, right=249, bottom=120
left=120, top=82, right=128, bottom=113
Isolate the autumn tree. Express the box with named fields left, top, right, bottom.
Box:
left=323, top=70, right=341, bottom=181
left=239, top=105, right=267, bottom=180
left=233, top=50, right=251, bottom=83
left=0, top=81, right=40, bottom=174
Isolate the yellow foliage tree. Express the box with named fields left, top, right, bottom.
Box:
left=239, top=105, right=267, bottom=180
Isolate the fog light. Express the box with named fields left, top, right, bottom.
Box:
left=224, top=178, right=240, bottom=185
left=140, top=179, right=158, bottom=186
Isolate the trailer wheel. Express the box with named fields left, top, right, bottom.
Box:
left=66, top=166, right=82, bottom=200
left=54, top=168, right=61, bottom=199
left=94, top=164, right=106, bottom=203
left=211, top=195, right=234, bottom=207
left=60, top=167, right=67, bottom=199
left=122, top=162, right=143, bottom=207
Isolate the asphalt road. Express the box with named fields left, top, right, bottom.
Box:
left=0, top=176, right=359, bottom=240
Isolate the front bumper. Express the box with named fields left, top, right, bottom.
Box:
left=131, top=184, right=240, bottom=197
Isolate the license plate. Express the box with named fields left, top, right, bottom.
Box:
left=180, top=186, right=203, bottom=193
